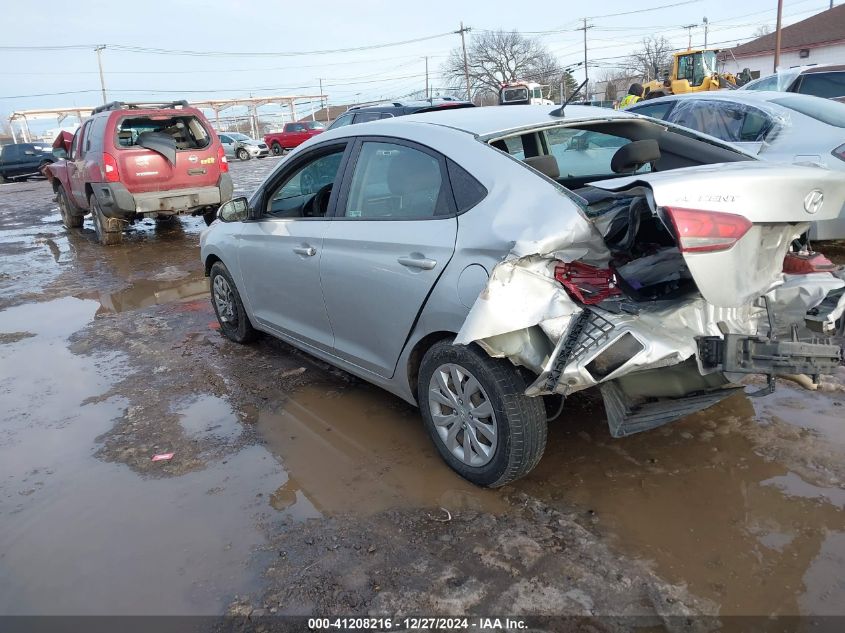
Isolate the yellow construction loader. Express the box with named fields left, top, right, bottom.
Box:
left=642, top=49, right=741, bottom=99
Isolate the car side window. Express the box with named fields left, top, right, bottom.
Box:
left=330, top=113, right=353, bottom=129
left=266, top=145, right=346, bottom=219
left=545, top=128, right=649, bottom=179
left=219, top=135, right=231, bottom=143
left=353, top=112, right=382, bottom=124
left=630, top=101, right=674, bottom=120
left=72, top=125, right=87, bottom=159
left=745, top=75, right=777, bottom=91
left=796, top=72, right=845, bottom=99
left=343, top=141, right=449, bottom=219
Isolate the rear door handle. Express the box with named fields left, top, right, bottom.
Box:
left=397, top=256, right=437, bottom=270
left=293, top=246, right=316, bottom=257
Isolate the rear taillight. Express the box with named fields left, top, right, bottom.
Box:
left=217, top=145, right=229, bottom=172
left=103, top=153, right=120, bottom=182
left=665, top=207, right=752, bottom=253
left=783, top=251, right=836, bottom=274
left=833, top=143, right=845, bottom=162
left=554, top=261, right=622, bottom=304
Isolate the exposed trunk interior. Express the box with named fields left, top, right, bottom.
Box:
left=576, top=184, right=698, bottom=302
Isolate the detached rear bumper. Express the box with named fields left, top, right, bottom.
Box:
left=92, top=173, right=234, bottom=220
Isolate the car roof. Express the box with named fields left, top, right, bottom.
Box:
left=384, top=104, right=634, bottom=137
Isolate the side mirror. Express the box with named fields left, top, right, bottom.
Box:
left=218, top=196, right=250, bottom=222
left=53, top=148, right=67, bottom=160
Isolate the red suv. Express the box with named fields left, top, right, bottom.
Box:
left=45, top=100, right=233, bottom=245
left=263, top=121, right=325, bottom=155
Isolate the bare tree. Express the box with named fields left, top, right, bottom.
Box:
left=627, top=36, right=674, bottom=82
left=752, top=25, right=773, bottom=38
left=442, top=30, right=572, bottom=102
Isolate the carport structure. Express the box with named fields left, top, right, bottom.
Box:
left=191, top=94, right=327, bottom=138
left=7, top=107, right=93, bottom=143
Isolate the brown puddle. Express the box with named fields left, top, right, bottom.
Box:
left=256, top=383, right=507, bottom=517
left=0, top=297, right=285, bottom=614
left=79, top=273, right=208, bottom=316
left=522, top=392, right=845, bottom=616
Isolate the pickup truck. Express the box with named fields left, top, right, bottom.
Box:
left=44, top=100, right=232, bottom=245
left=263, top=121, right=325, bottom=155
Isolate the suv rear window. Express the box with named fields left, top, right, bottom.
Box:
left=770, top=95, right=845, bottom=128
left=115, top=115, right=211, bottom=150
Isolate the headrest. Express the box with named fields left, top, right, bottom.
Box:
left=523, top=155, right=560, bottom=180
left=386, top=150, right=441, bottom=196
left=611, top=139, right=660, bottom=174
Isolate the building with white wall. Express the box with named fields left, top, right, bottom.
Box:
left=720, top=5, right=845, bottom=77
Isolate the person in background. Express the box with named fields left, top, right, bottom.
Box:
left=618, top=83, right=644, bottom=109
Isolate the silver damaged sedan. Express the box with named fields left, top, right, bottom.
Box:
left=201, top=106, right=845, bottom=487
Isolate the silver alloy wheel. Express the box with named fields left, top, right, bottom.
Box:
left=212, top=274, right=237, bottom=324
left=428, top=363, right=498, bottom=467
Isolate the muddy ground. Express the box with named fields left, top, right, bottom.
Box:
left=1, top=158, right=844, bottom=630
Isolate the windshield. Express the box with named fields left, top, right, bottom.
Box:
left=228, top=133, right=250, bottom=140
left=304, top=121, right=325, bottom=130
left=701, top=51, right=717, bottom=75
left=502, top=87, right=529, bottom=103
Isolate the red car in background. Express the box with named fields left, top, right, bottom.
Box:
left=44, top=100, right=232, bottom=245
left=263, top=121, right=325, bottom=155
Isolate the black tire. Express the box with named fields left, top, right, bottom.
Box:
left=209, top=261, right=259, bottom=343
left=155, top=213, right=177, bottom=224
left=418, top=341, right=547, bottom=487
left=90, top=195, right=123, bottom=245
left=57, top=184, right=84, bottom=229
left=271, top=142, right=283, bottom=156
left=237, top=148, right=250, bottom=161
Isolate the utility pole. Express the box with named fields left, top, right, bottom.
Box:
left=457, top=22, right=472, bottom=102
left=94, top=45, right=107, bottom=104
left=774, top=0, right=784, bottom=71
left=580, top=19, right=592, bottom=101
left=424, top=56, right=430, bottom=100
left=682, top=24, right=697, bottom=50
left=319, top=78, right=327, bottom=122
left=703, top=17, right=709, bottom=48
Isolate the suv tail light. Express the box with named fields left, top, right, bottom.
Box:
left=217, top=145, right=229, bottom=172
left=554, top=261, right=622, bottom=304
left=833, top=143, right=845, bottom=162
left=665, top=207, right=752, bottom=253
left=103, top=152, right=120, bottom=182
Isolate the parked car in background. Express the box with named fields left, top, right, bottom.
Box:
left=263, top=122, right=325, bottom=155
left=628, top=91, right=845, bottom=239
left=0, top=142, right=56, bottom=182
left=44, top=100, right=232, bottom=245
left=327, top=98, right=475, bottom=130
left=219, top=133, right=269, bottom=160
left=741, top=65, right=845, bottom=103
left=202, top=106, right=845, bottom=487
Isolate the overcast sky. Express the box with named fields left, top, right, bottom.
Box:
left=0, top=0, right=837, bottom=131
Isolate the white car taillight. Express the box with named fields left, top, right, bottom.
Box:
left=665, top=207, right=752, bottom=253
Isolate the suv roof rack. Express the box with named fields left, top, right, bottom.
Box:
left=92, top=100, right=191, bottom=114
